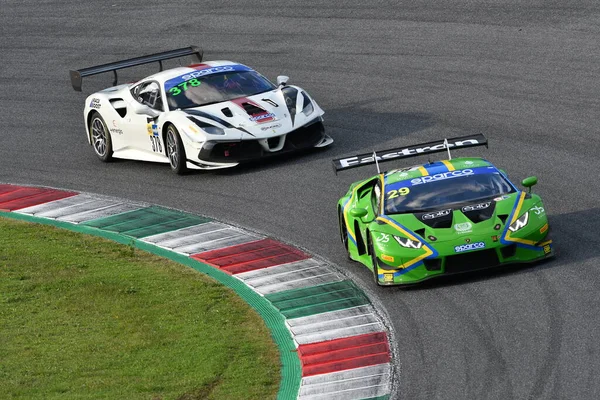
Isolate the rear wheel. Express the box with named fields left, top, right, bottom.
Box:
left=166, top=125, right=188, bottom=175
left=89, top=112, right=112, bottom=162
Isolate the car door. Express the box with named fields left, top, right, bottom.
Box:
left=120, top=80, right=166, bottom=159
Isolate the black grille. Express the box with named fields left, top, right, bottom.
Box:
left=500, top=244, right=517, bottom=259
left=242, top=102, right=265, bottom=116
left=286, top=121, right=324, bottom=148
left=199, top=141, right=263, bottom=162
left=424, top=258, right=442, bottom=271
left=267, top=136, right=280, bottom=148
left=444, top=249, right=500, bottom=274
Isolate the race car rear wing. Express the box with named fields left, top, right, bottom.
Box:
left=69, top=46, right=203, bottom=91
left=332, top=133, right=488, bottom=173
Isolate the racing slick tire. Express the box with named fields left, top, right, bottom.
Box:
left=368, top=234, right=383, bottom=286
left=89, top=112, right=113, bottom=162
left=338, top=209, right=352, bottom=260
left=165, top=124, right=188, bottom=175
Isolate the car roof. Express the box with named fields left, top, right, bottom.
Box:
left=143, top=60, right=250, bottom=84
left=383, top=157, right=498, bottom=184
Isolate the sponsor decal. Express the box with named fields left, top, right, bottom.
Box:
left=454, top=222, right=473, bottom=234
left=454, top=242, right=485, bottom=253
left=249, top=113, right=276, bottom=122
left=381, top=254, right=394, bottom=262
left=422, top=209, right=451, bottom=220
left=261, top=123, right=282, bottom=131
left=492, top=235, right=499, bottom=242
left=109, top=128, right=123, bottom=135
left=181, top=66, right=234, bottom=81
left=464, top=160, right=474, bottom=165
left=411, top=169, right=473, bottom=185
left=146, top=123, right=159, bottom=137
left=531, top=205, right=545, bottom=216
left=164, top=64, right=253, bottom=90
left=540, top=223, right=548, bottom=234
left=384, top=273, right=394, bottom=282
left=333, top=134, right=486, bottom=170
left=543, top=244, right=552, bottom=254
left=494, top=195, right=510, bottom=202
left=90, top=98, right=101, bottom=109
left=376, top=233, right=390, bottom=243
left=462, top=202, right=491, bottom=212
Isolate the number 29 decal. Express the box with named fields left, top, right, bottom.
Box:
left=387, top=187, right=410, bottom=199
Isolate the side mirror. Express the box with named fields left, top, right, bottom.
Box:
left=349, top=208, right=368, bottom=218
left=132, top=102, right=160, bottom=118
left=277, top=75, right=289, bottom=86
left=522, top=176, right=538, bottom=192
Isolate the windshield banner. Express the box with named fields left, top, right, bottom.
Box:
left=164, top=64, right=254, bottom=90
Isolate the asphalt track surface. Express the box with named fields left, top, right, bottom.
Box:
left=1, top=1, right=599, bottom=399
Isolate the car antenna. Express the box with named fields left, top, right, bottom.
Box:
left=444, top=138, right=452, bottom=160
left=373, top=150, right=381, bottom=174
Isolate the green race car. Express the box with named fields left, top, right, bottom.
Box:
left=334, top=134, right=554, bottom=286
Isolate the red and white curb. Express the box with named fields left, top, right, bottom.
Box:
left=1, top=184, right=394, bottom=400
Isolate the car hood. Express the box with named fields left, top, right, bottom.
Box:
left=179, top=86, right=320, bottom=139
left=382, top=192, right=526, bottom=243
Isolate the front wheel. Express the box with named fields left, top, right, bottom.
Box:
left=165, top=125, right=188, bottom=175
left=368, top=234, right=382, bottom=286
left=89, top=112, right=113, bottom=162
left=338, top=209, right=352, bottom=260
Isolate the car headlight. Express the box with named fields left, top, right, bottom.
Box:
left=301, top=92, right=314, bottom=116
left=203, top=126, right=225, bottom=135
left=508, top=211, right=529, bottom=232
left=394, top=236, right=422, bottom=249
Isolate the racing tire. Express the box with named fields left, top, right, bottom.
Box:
left=338, top=209, right=352, bottom=260
left=89, top=112, right=113, bottom=162
left=165, top=125, right=188, bottom=175
left=368, top=234, right=383, bottom=286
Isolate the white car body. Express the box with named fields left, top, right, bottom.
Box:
left=83, top=60, right=332, bottom=171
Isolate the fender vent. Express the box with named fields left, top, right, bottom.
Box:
left=109, top=98, right=127, bottom=118
left=498, top=214, right=509, bottom=224
left=221, top=107, right=233, bottom=117
left=414, top=228, right=426, bottom=238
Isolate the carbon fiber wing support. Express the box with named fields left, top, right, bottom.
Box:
left=332, top=133, right=488, bottom=174
left=69, top=46, right=203, bottom=91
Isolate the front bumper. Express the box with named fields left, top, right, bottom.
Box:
left=375, top=238, right=554, bottom=286
left=196, top=120, right=329, bottom=164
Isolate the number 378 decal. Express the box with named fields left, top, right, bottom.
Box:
left=387, top=187, right=410, bottom=199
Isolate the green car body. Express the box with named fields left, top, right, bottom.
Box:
left=336, top=155, right=554, bottom=286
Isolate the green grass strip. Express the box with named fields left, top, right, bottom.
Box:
left=0, top=210, right=301, bottom=400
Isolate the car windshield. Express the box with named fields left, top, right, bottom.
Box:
left=384, top=168, right=515, bottom=214
left=165, top=69, right=276, bottom=109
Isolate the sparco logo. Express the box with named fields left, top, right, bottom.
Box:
left=250, top=113, right=275, bottom=122
left=182, top=66, right=235, bottom=81
left=454, top=242, right=485, bottom=253
left=411, top=169, right=473, bottom=185
left=462, top=202, right=491, bottom=212
left=422, top=209, right=451, bottom=220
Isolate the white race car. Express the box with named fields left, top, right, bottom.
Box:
left=70, top=46, right=333, bottom=174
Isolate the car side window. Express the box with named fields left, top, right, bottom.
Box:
left=372, top=180, right=382, bottom=216
left=132, top=81, right=163, bottom=111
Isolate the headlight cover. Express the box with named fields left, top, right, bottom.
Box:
left=508, top=211, right=529, bottom=232
left=394, top=235, right=423, bottom=249
left=203, top=126, right=225, bottom=135
left=301, top=92, right=314, bottom=116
